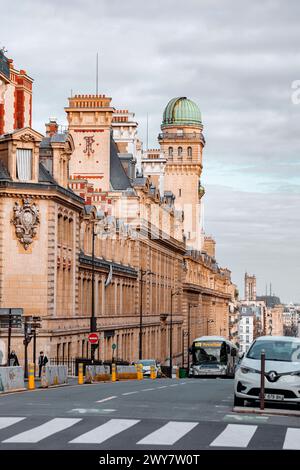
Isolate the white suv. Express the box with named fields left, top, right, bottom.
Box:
left=234, top=336, right=300, bottom=407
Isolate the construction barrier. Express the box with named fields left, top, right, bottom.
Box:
left=85, top=365, right=110, bottom=383
left=41, top=365, right=68, bottom=388
left=137, top=363, right=143, bottom=380
left=150, top=365, right=156, bottom=380
left=0, top=366, right=25, bottom=393
left=117, top=365, right=138, bottom=380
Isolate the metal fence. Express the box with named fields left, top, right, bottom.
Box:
left=49, top=357, right=77, bottom=376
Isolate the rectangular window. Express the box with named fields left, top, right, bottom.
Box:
left=16, top=148, right=32, bottom=181
left=179, top=189, right=182, bottom=197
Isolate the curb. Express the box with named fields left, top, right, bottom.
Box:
left=233, top=406, right=300, bottom=417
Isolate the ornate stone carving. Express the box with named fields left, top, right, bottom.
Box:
left=83, top=135, right=95, bottom=156
left=20, top=133, right=35, bottom=142
left=11, top=198, right=40, bottom=250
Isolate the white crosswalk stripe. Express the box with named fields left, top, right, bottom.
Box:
left=137, top=421, right=198, bottom=446
left=0, top=417, right=299, bottom=449
left=210, top=424, right=257, bottom=448
left=3, top=418, right=81, bottom=443
left=0, top=417, right=25, bottom=430
left=283, top=428, right=300, bottom=450
left=69, top=419, right=140, bottom=444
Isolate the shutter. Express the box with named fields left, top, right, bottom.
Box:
left=16, top=149, right=32, bottom=181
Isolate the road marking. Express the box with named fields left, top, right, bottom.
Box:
left=141, top=388, right=155, bottom=392
left=96, top=396, right=117, bottom=403
left=283, top=428, right=300, bottom=450
left=122, top=391, right=139, bottom=396
left=137, top=421, right=198, bottom=446
left=156, top=386, right=168, bottom=389
left=210, top=424, right=257, bottom=448
left=69, top=419, right=139, bottom=444
left=68, top=408, right=115, bottom=414
left=169, top=384, right=179, bottom=387
left=0, top=417, right=25, bottom=430
left=3, top=418, right=81, bottom=443
left=223, top=414, right=268, bottom=423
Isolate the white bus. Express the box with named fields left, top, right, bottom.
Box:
left=189, top=336, right=238, bottom=378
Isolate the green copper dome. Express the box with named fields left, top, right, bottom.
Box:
left=162, top=97, right=202, bottom=126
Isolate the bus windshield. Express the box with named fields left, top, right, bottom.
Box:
left=192, top=341, right=227, bottom=365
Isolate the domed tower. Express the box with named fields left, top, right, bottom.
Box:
left=159, top=97, right=205, bottom=250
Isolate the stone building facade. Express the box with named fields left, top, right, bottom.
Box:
left=0, top=52, right=234, bottom=367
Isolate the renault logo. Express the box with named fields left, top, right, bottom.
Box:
left=266, top=370, right=278, bottom=382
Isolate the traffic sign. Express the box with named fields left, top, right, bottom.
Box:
left=112, top=343, right=117, bottom=350
left=88, top=333, right=99, bottom=344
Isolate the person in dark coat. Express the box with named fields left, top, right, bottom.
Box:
left=38, top=351, right=48, bottom=377
left=8, top=350, right=19, bottom=366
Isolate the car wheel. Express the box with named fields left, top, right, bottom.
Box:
left=234, top=394, right=245, bottom=407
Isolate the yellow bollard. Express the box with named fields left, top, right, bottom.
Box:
left=111, top=363, right=117, bottom=382
left=28, top=362, right=35, bottom=390
left=78, top=363, right=84, bottom=385
left=150, top=365, right=156, bottom=380
left=138, top=363, right=144, bottom=380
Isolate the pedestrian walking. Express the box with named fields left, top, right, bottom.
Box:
left=8, top=350, right=19, bottom=366
left=38, top=351, right=48, bottom=377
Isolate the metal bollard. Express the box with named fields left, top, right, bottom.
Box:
left=150, top=365, right=156, bottom=380
left=28, top=362, right=35, bottom=390
left=78, top=363, right=84, bottom=385
left=111, top=363, right=117, bottom=382
left=260, top=349, right=265, bottom=410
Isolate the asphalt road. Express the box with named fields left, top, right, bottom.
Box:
left=0, top=377, right=299, bottom=450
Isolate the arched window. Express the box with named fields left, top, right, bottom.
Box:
left=168, top=147, right=173, bottom=157
left=187, top=146, right=192, bottom=157
left=178, top=147, right=183, bottom=157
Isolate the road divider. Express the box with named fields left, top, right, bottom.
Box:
left=0, top=366, right=26, bottom=393
left=85, top=365, right=110, bottom=383
left=41, top=365, right=68, bottom=388
left=117, top=365, right=138, bottom=380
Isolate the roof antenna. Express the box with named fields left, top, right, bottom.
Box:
left=96, top=52, right=99, bottom=95
left=146, top=112, right=149, bottom=150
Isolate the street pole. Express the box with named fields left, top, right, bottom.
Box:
left=170, top=291, right=173, bottom=378
left=139, top=270, right=144, bottom=360
left=187, top=304, right=191, bottom=372
left=260, top=349, right=265, bottom=410
left=7, top=308, right=12, bottom=366
left=33, top=329, right=36, bottom=376
left=90, top=227, right=97, bottom=362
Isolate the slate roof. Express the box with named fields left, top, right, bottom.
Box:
left=0, top=160, right=12, bottom=181
left=110, top=136, right=132, bottom=190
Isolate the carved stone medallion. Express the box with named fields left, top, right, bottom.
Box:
left=11, top=198, right=40, bottom=250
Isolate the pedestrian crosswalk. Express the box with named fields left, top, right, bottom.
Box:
left=0, top=417, right=299, bottom=449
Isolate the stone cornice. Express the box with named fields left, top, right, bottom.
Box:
left=79, top=252, right=138, bottom=278
left=183, top=282, right=231, bottom=300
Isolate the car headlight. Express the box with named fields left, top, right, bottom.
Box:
left=291, top=371, right=300, bottom=377
left=240, top=366, right=259, bottom=374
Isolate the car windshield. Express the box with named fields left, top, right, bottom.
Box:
left=138, top=360, right=155, bottom=366
left=247, top=339, right=300, bottom=362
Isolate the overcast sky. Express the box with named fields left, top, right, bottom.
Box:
left=2, top=0, right=300, bottom=302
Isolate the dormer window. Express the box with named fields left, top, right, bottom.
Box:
left=16, top=148, right=32, bottom=181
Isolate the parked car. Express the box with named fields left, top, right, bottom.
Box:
left=234, top=336, right=300, bottom=407
left=136, top=359, right=162, bottom=378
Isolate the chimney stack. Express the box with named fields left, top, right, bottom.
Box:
left=45, top=117, right=58, bottom=137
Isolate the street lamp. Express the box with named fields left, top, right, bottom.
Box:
left=170, top=288, right=182, bottom=377
left=187, top=303, right=198, bottom=371
left=139, top=269, right=154, bottom=360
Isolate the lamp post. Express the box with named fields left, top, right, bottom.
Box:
left=139, top=270, right=154, bottom=360
left=170, top=289, right=182, bottom=378
left=90, top=226, right=97, bottom=362
left=187, top=303, right=198, bottom=371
